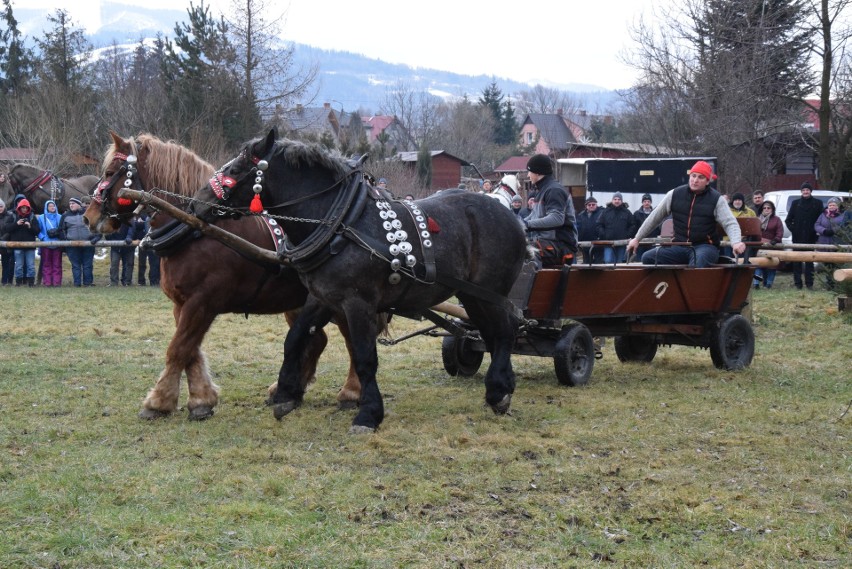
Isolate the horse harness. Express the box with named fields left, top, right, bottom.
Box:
left=20, top=170, right=66, bottom=205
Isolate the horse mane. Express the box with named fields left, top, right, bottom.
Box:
left=103, top=133, right=215, bottom=198
left=268, top=138, right=350, bottom=179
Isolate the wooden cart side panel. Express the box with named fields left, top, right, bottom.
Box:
left=524, top=266, right=754, bottom=320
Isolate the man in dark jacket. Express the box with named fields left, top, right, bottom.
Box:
left=59, top=197, right=97, bottom=286
left=626, top=161, right=744, bottom=267
left=577, top=196, right=603, bottom=263
left=107, top=217, right=140, bottom=286
left=596, top=192, right=634, bottom=263
left=522, top=154, right=578, bottom=268
left=785, top=182, right=823, bottom=289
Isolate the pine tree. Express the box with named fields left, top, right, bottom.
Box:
left=0, top=0, right=33, bottom=97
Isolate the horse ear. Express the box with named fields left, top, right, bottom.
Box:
left=259, top=129, right=276, bottom=154
left=109, top=130, right=123, bottom=147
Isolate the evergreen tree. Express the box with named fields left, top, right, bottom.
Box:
left=33, top=9, right=91, bottom=89
left=0, top=0, right=33, bottom=96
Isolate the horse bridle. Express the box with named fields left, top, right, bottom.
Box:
left=11, top=169, right=64, bottom=202
left=93, top=151, right=146, bottom=222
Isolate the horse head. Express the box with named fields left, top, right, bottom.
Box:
left=88, top=131, right=216, bottom=234
left=194, top=129, right=353, bottom=246
left=86, top=131, right=144, bottom=233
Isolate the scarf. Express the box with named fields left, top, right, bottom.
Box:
left=759, top=212, right=771, bottom=231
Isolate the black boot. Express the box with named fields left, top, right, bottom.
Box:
left=15, top=278, right=22, bottom=286
left=27, top=277, right=35, bottom=287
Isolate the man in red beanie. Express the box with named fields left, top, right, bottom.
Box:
left=626, top=160, right=744, bottom=267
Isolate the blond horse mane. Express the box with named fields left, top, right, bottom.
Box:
left=103, top=133, right=215, bottom=198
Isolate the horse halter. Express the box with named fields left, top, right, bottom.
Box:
left=209, top=151, right=269, bottom=214
left=94, top=152, right=144, bottom=221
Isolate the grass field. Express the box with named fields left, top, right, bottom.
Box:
left=0, top=261, right=849, bottom=568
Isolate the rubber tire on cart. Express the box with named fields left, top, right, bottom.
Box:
left=553, top=322, right=595, bottom=386
left=709, top=314, right=755, bottom=370
left=614, top=335, right=658, bottom=363
left=441, top=335, right=484, bottom=377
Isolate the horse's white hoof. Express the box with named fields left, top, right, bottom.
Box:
left=490, top=394, right=512, bottom=415
left=348, top=425, right=375, bottom=435
left=188, top=405, right=215, bottom=421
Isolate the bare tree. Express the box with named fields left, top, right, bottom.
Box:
left=513, top=84, right=582, bottom=116
left=803, top=0, right=852, bottom=189
left=380, top=81, right=440, bottom=151
left=223, top=0, right=318, bottom=135
left=431, top=97, right=497, bottom=172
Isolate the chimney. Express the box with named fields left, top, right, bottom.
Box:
left=557, top=108, right=563, bottom=116
left=323, top=102, right=331, bottom=109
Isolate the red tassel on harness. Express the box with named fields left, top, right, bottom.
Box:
left=427, top=217, right=440, bottom=233
left=249, top=193, right=264, bottom=213
left=117, top=197, right=133, bottom=207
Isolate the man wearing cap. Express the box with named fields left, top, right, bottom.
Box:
left=632, top=193, right=660, bottom=258
left=510, top=194, right=524, bottom=217
left=626, top=160, right=744, bottom=267
left=747, top=190, right=765, bottom=215
left=59, top=197, right=97, bottom=286
left=785, top=182, right=824, bottom=289
left=577, top=196, right=603, bottom=263
left=522, top=153, right=578, bottom=268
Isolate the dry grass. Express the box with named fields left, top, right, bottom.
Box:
left=0, top=267, right=849, bottom=568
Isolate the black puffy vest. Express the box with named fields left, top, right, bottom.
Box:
left=670, top=184, right=720, bottom=245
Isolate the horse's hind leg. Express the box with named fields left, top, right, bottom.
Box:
left=335, top=317, right=361, bottom=409
left=459, top=295, right=518, bottom=415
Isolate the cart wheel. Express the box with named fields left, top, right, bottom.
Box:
left=614, top=335, right=658, bottom=363
left=441, top=335, right=484, bottom=377
left=709, top=314, right=754, bottom=370
left=553, top=323, right=594, bottom=386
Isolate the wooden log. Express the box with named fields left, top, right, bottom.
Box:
left=833, top=268, right=852, bottom=282
left=741, top=256, right=780, bottom=268
left=431, top=301, right=469, bottom=320
left=756, top=249, right=852, bottom=263
left=119, top=188, right=284, bottom=266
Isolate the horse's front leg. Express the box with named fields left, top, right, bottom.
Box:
left=342, top=301, right=383, bottom=434
left=271, top=296, right=333, bottom=420
left=267, top=308, right=330, bottom=403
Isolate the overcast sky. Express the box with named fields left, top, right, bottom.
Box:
left=23, top=0, right=675, bottom=91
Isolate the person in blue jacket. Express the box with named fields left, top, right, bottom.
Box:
left=37, top=199, right=63, bottom=286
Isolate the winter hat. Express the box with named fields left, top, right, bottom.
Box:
left=642, top=194, right=652, bottom=202
left=585, top=196, right=598, bottom=204
left=500, top=174, right=519, bottom=193
left=612, top=192, right=623, bottom=200
left=526, top=154, right=553, bottom=176
left=828, top=197, right=840, bottom=205
left=511, top=195, right=523, bottom=204
left=689, top=160, right=717, bottom=181
left=731, top=192, right=745, bottom=203
left=69, top=197, right=83, bottom=207
left=16, top=198, right=31, bottom=212
left=378, top=178, right=387, bottom=185
left=800, top=181, right=813, bottom=190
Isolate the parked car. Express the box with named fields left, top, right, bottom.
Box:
left=763, top=189, right=852, bottom=244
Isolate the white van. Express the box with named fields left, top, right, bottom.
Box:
left=763, top=189, right=852, bottom=244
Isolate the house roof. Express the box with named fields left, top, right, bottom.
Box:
left=394, top=150, right=470, bottom=165
left=524, top=113, right=576, bottom=150
left=280, top=105, right=338, bottom=134
left=362, top=115, right=394, bottom=142
left=495, top=156, right=530, bottom=173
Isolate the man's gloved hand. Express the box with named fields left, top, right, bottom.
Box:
left=89, top=234, right=102, bottom=244
left=124, top=237, right=133, bottom=245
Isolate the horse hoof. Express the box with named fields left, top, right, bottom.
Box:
left=272, top=401, right=299, bottom=420
left=348, top=425, right=376, bottom=435
left=139, top=408, right=171, bottom=420
left=490, top=394, right=512, bottom=415
left=338, top=400, right=358, bottom=410
left=188, top=406, right=215, bottom=421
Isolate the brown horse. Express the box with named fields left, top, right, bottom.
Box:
left=5, top=163, right=99, bottom=213
left=85, top=131, right=361, bottom=419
